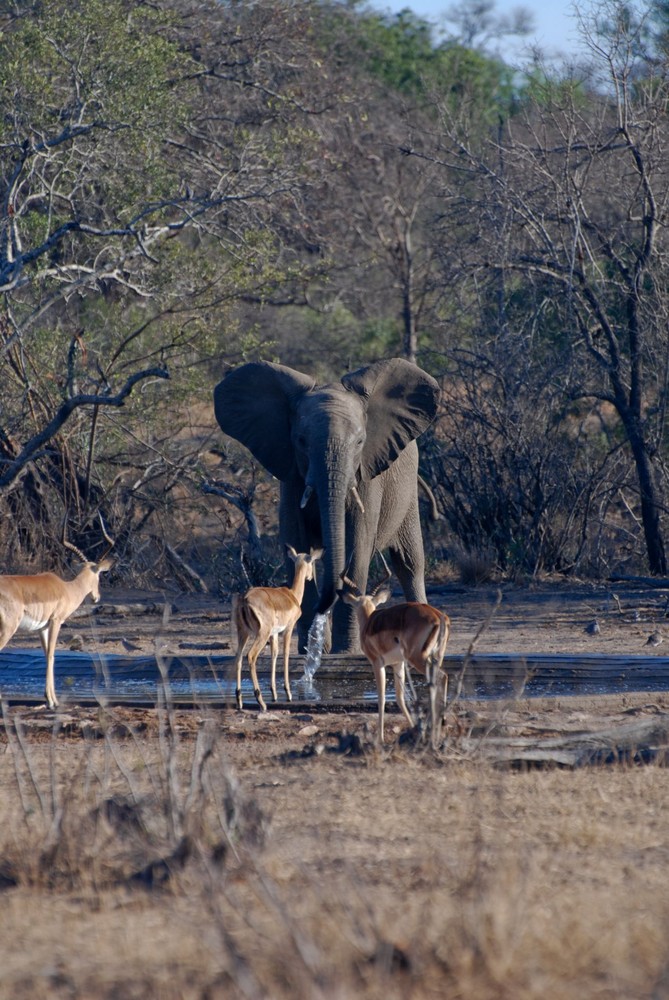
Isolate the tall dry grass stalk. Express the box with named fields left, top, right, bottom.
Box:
left=0, top=687, right=668, bottom=998
left=0, top=688, right=267, bottom=894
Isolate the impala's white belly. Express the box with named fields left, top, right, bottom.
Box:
left=270, top=624, right=288, bottom=637
left=19, top=614, right=49, bottom=633
left=379, top=650, right=405, bottom=668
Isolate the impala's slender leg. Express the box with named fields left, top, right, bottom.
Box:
left=374, top=661, right=387, bottom=744
left=38, top=627, right=50, bottom=703
left=247, top=627, right=271, bottom=711
left=282, top=627, right=294, bottom=702
left=393, top=660, right=415, bottom=730
left=233, top=633, right=250, bottom=710
left=41, top=619, right=60, bottom=710
left=269, top=632, right=279, bottom=702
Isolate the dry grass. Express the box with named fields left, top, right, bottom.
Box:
left=449, top=544, right=497, bottom=586
left=0, top=697, right=666, bottom=999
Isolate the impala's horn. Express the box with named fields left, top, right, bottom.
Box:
left=339, top=573, right=359, bottom=593
left=338, top=552, right=359, bottom=596
left=98, top=513, right=116, bottom=561
left=371, top=549, right=393, bottom=598
left=61, top=517, right=88, bottom=564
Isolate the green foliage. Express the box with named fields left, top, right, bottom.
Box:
left=359, top=316, right=401, bottom=357
left=521, top=66, right=588, bottom=109
left=340, top=7, right=520, bottom=120
left=0, top=0, right=194, bottom=309
left=0, top=1, right=188, bottom=150
left=353, top=8, right=441, bottom=94
left=431, top=42, right=519, bottom=122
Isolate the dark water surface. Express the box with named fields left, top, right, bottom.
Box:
left=2, top=650, right=669, bottom=706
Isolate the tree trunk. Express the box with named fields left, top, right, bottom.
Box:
left=628, top=430, right=667, bottom=575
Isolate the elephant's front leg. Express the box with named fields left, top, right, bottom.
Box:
left=387, top=499, right=428, bottom=604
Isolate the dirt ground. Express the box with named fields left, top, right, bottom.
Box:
left=2, top=578, right=669, bottom=998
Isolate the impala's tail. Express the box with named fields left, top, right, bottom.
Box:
left=422, top=614, right=448, bottom=661
left=435, top=613, right=449, bottom=666
left=232, top=593, right=261, bottom=642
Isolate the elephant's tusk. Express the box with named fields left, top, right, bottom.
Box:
left=300, top=485, right=313, bottom=509
left=350, top=486, right=365, bottom=514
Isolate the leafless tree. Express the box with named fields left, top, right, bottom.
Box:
left=421, top=1, right=669, bottom=574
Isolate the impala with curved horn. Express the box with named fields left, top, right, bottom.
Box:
left=338, top=560, right=450, bottom=747
left=232, top=545, right=323, bottom=711
left=0, top=516, right=114, bottom=709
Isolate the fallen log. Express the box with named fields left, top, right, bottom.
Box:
left=70, top=601, right=167, bottom=619
left=462, top=714, right=669, bottom=768
left=609, top=574, right=669, bottom=589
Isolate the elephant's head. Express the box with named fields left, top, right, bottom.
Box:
left=213, top=358, right=440, bottom=617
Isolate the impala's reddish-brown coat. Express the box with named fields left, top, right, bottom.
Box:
left=232, top=547, right=322, bottom=711
left=341, top=583, right=450, bottom=745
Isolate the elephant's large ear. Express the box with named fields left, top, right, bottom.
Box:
left=214, top=362, right=315, bottom=481
left=342, top=358, right=440, bottom=480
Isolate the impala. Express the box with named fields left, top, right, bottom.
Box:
left=232, top=546, right=323, bottom=711
left=0, top=521, right=114, bottom=709
left=339, top=570, right=450, bottom=746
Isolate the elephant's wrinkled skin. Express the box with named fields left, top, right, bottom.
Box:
left=213, top=358, right=440, bottom=652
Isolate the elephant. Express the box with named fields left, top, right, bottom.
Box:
left=213, top=357, right=440, bottom=652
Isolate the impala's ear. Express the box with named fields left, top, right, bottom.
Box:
left=285, top=543, right=299, bottom=562
left=214, top=362, right=315, bottom=481
left=341, top=358, right=440, bottom=480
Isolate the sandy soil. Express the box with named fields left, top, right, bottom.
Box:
left=2, top=578, right=669, bottom=998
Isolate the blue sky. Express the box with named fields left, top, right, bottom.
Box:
left=376, top=1, right=587, bottom=62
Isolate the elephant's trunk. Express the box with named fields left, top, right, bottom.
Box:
left=314, top=468, right=347, bottom=616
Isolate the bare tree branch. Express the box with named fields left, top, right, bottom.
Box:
left=0, top=367, right=169, bottom=490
